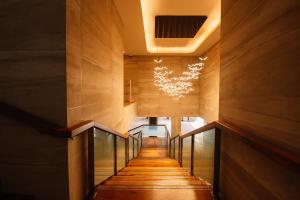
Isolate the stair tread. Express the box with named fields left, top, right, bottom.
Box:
left=95, top=137, right=213, bottom=200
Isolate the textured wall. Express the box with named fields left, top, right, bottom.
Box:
left=124, top=56, right=201, bottom=117
left=124, top=52, right=220, bottom=130
left=220, top=0, right=300, bottom=199
left=199, top=43, right=220, bottom=123
left=66, top=0, right=136, bottom=199
left=0, top=0, right=68, bottom=199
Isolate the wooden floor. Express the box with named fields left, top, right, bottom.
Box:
left=95, top=137, right=213, bottom=200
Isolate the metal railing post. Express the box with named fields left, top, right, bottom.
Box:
left=113, top=135, right=117, bottom=175
left=191, top=135, right=195, bottom=176
left=178, top=137, right=180, bottom=161
left=88, top=128, right=95, bottom=198
left=180, top=138, right=183, bottom=167
left=125, top=138, right=128, bottom=166
left=213, top=128, right=221, bottom=198
left=132, top=137, right=135, bottom=158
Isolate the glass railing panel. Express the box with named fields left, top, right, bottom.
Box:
left=116, top=136, right=126, bottom=171
left=172, top=139, right=176, bottom=158
left=138, top=133, right=142, bottom=151
left=140, top=133, right=143, bottom=149
left=129, top=126, right=143, bottom=135
left=134, top=138, right=138, bottom=157
left=182, top=136, right=192, bottom=173
left=193, top=129, right=215, bottom=184
left=133, top=132, right=141, bottom=151
left=142, top=125, right=166, bottom=137
left=169, top=139, right=173, bottom=157
left=174, top=137, right=179, bottom=161
left=128, top=136, right=133, bottom=160
left=94, top=129, right=114, bottom=185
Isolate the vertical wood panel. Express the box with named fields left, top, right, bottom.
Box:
left=0, top=0, right=68, bottom=199
left=220, top=0, right=300, bottom=199
left=66, top=0, right=136, bottom=199
left=124, top=51, right=220, bottom=124
left=124, top=56, right=201, bottom=117
left=199, top=43, right=220, bottom=122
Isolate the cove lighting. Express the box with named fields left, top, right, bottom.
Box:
left=140, top=0, right=220, bottom=54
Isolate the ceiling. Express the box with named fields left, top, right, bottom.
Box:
left=113, top=0, right=220, bottom=56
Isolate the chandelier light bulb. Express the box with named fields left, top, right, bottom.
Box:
left=153, top=57, right=207, bottom=100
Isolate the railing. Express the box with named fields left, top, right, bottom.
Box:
left=128, top=124, right=171, bottom=150
left=4, top=102, right=298, bottom=199
left=60, top=121, right=145, bottom=199
left=169, top=121, right=300, bottom=199
left=0, top=102, right=144, bottom=199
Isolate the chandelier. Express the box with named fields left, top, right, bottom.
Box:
left=153, top=57, right=207, bottom=100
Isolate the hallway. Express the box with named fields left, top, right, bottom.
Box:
left=95, top=137, right=213, bottom=200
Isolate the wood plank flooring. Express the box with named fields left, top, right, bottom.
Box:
left=94, top=137, right=213, bottom=200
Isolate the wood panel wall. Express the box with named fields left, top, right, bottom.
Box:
left=124, top=56, right=201, bottom=117
left=220, top=0, right=300, bottom=199
left=0, top=1, right=69, bottom=199
left=199, top=43, right=220, bottom=123
left=66, top=0, right=136, bottom=199
left=124, top=50, right=220, bottom=133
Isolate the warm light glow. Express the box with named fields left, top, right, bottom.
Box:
left=153, top=57, right=207, bottom=100
left=140, top=0, right=220, bottom=53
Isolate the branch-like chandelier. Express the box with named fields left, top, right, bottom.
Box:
left=153, top=57, right=207, bottom=100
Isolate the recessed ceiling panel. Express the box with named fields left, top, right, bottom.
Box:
left=155, top=16, right=207, bottom=38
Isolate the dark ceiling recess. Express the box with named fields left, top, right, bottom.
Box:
left=155, top=15, right=207, bottom=38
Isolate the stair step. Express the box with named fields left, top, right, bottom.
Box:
left=109, top=176, right=197, bottom=181
left=98, top=185, right=212, bottom=190
left=120, top=167, right=187, bottom=171
left=103, top=179, right=208, bottom=186
left=117, top=171, right=190, bottom=176
left=94, top=137, right=213, bottom=200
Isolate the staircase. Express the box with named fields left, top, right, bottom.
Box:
left=95, top=137, right=213, bottom=200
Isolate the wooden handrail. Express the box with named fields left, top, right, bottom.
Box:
left=128, top=124, right=144, bottom=132
left=180, top=121, right=218, bottom=138
left=0, top=102, right=128, bottom=139
left=58, top=121, right=127, bottom=139
left=3, top=100, right=298, bottom=170
left=170, top=135, right=180, bottom=140
left=0, top=101, right=69, bottom=138
left=177, top=120, right=300, bottom=171
left=128, top=124, right=168, bottom=132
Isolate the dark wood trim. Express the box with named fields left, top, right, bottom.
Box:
left=58, top=121, right=94, bottom=137
left=213, top=128, right=221, bottom=198
left=113, top=135, right=117, bottom=175
left=170, top=134, right=180, bottom=140
left=125, top=138, right=128, bottom=165
left=132, top=136, right=135, bottom=158
left=181, top=122, right=218, bottom=138
left=87, top=128, right=95, bottom=198
left=190, top=135, right=195, bottom=176
left=173, top=138, right=176, bottom=159
left=140, top=132, right=143, bottom=148
left=177, top=137, right=181, bottom=161
left=169, top=139, right=171, bottom=157
left=180, top=138, right=183, bottom=167
left=128, top=124, right=144, bottom=132
left=0, top=101, right=68, bottom=138
left=59, top=121, right=127, bottom=139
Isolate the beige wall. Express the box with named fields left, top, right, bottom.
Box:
left=124, top=56, right=201, bottom=117
left=66, top=0, right=136, bottom=199
left=199, top=43, right=220, bottom=123
left=0, top=0, right=69, bottom=199
left=124, top=50, right=220, bottom=133
left=220, top=0, right=300, bottom=199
